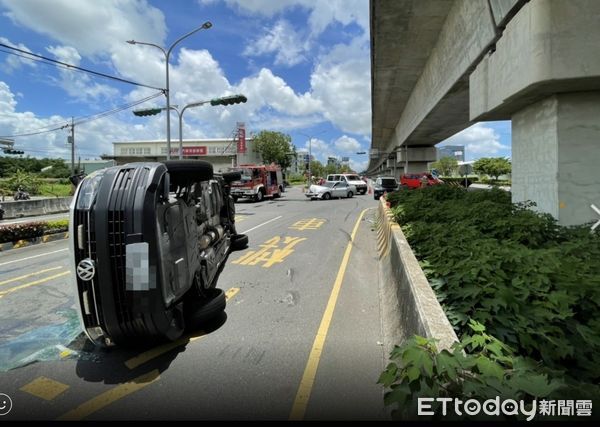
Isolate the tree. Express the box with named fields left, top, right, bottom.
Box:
left=431, top=156, right=458, bottom=177
left=473, top=157, right=511, bottom=181
left=252, top=130, right=293, bottom=169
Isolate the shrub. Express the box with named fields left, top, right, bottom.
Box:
left=0, top=219, right=69, bottom=243
left=387, top=185, right=600, bottom=387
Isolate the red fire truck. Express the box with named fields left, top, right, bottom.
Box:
left=228, top=164, right=284, bottom=202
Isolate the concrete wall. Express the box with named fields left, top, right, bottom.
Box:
left=470, top=0, right=600, bottom=121
left=1, top=197, right=72, bottom=219
left=377, top=198, right=458, bottom=356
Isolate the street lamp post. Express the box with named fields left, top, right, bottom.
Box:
left=127, top=21, right=212, bottom=160
left=299, top=130, right=326, bottom=185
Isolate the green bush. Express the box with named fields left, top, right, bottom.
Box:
left=379, top=322, right=600, bottom=420
left=0, top=219, right=69, bottom=243
left=387, top=186, right=600, bottom=386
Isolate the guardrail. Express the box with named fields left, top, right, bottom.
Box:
left=1, top=197, right=72, bottom=219
left=376, top=197, right=458, bottom=356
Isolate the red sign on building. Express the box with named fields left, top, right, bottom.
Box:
left=171, top=146, right=207, bottom=156
left=237, top=122, right=246, bottom=154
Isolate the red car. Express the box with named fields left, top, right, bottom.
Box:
left=400, top=172, right=443, bottom=189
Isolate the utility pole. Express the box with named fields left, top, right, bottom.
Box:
left=70, top=117, right=75, bottom=174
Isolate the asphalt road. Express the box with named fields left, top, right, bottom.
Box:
left=0, top=185, right=387, bottom=421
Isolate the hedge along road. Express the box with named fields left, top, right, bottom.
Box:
left=0, top=186, right=387, bottom=421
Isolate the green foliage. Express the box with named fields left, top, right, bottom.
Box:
left=387, top=185, right=600, bottom=387
left=287, top=173, right=305, bottom=185
left=473, top=157, right=511, bottom=181
left=252, top=130, right=294, bottom=169
left=6, top=169, right=42, bottom=193
left=309, top=160, right=325, bottom=178
left=0, top=156, right=71, bottom=177
left=38, top=183, right=73, bottom=197
left=378, top=322, right=599, bottom=420
left=431, top=156, right=458, bottom=177
left=0, top=219, right=68, bottom=243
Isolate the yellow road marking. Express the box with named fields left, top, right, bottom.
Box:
left=289, top=218, right=326, bottom=231
left=20, top=376, right=70, bottom=401
left=0, top=266, right=63, bottom=287
left=125, top=287, right=241, bottom=370
left=289, top=208, right=368, bottom=420
left=56, top=370, right=160, bottom=421
left=232, top=236, right=306, bottom=268
left=0, top=271, right=70, bottom=298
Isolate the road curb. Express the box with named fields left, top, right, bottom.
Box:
left=0, top=231, right=69, bottom=252
left=376, top=197, right=458, bottom=356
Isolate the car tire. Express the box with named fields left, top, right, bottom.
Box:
left=184, top=288, right=226, bottom=330
left=231, top=233, right=248, bottom=251
left=164, top=160, right=213, bottom=186
left=255, top=190, right=264, bottom=202
left=323, top=192, right=331, bottom=200
left=347, top=191, right=353, bottom=198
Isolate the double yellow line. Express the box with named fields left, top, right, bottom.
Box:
left=0, top=267, right=70, bottom=298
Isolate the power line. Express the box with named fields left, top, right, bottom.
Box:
left=0, top=91, right=163, bottom=139
left=0, top=42, right=165, bottom=91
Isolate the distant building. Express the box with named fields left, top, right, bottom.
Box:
left=437, top=145, right=465, bottom=161
left=104, top=138, right=261, bottom=173
left=327, top=156, right=341, bottom=169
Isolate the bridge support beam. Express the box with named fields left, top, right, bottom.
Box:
left=396, top=146, right=437, bottom=174
left=512, top=92, right=600, bottom=226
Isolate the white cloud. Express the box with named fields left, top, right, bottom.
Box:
left=334, top=135, right=361, bottom=153
left=206, top=0, right=368, bottom=35
left=349, top=158, right=367, bottom=173
left=243, top=20, right=307, bottom=67
left=46, top=45, right=119, bottom=102
left=440, top=123, right=509, bottom=158
left=310, top=37, right=371, bottom=136
left=0, top=37, right=37, bottom=72
left=1, top=0, right=166, bottom=57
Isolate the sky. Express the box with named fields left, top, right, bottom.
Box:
left=0, top=0, right=511, bottom=173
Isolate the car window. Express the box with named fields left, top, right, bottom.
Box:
left=381, top=178, right=396, bottom=186
left=345, top=175, right=360, bottom=181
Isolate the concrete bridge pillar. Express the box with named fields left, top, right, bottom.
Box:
left=470, top=0, right=600, bottom=225
left=512, top=92, right=600, bottom=225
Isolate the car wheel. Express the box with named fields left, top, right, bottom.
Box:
left=231, top=233, right=248, bottom=251
left=164, top=160, right=213, bottom=186
left=347, top=191, right=353, bottom=198
left=255, top=190, right=264, bottom=202
left=184, top=288, right=226, bottom=331
left=322, top=192, right=331, bottom=200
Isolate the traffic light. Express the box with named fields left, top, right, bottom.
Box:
left=2, top=148, right=24, bottom=155
left=210, top=94, right=247, bottom=106
left=133, top=108, right=163, bottom=117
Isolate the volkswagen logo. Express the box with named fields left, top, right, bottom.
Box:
left=76, top=258, right=96, bottom=281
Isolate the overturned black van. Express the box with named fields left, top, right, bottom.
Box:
left=69, top=160, right=247, bottom=347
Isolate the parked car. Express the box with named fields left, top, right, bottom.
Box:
left=305, top=181, right=356, bottom=200
left=326, top=174, right=368, bottom=195
left=373, top=176, right=398, bottom=200
left=0, top=203, right=4, bottom=220
left=69, top=160, right=248, bottom=347
left=400, top=172, right=443, bottom=189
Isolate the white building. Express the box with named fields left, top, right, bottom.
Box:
left=104, top=138, right=262, bottom=173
